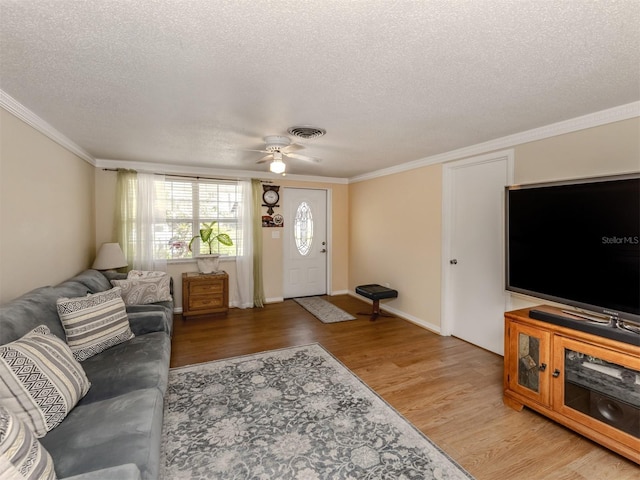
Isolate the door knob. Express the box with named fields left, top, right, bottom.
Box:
left=450, top=259, right=458, bottom=265
left=320, top=249, right=327, bottom=253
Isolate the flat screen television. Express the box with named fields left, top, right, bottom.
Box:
left=506, top=173, right=640, bottom=324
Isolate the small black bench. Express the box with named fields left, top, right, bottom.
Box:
left=355, top=284, right=398, bottom=321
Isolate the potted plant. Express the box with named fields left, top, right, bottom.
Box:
left=188, top=221, right=233, bottom=274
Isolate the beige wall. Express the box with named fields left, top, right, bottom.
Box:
left=348, top=117, right=639, bottom=330
left=349, top=165, right=442, bottom=329
left=5, top=106, right=637, bottom=319
left=0, top=108, right=95, bottom=302
left=94, top=170, right=349, bottom=310
left=514, top=118, right=640, bottom=184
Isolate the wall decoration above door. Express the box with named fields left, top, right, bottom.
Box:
left=262, top=184, right=280, bottom=215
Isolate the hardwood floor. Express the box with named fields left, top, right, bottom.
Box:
left=170, top=295, right=638, bottom=479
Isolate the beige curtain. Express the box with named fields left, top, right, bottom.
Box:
left=251, top=179, right=265, bottom=307
left=114, top=169, right=137, bottom=270
left=115, top=169, right=168, bottom=272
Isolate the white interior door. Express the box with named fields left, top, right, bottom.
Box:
left=442, top=151, right=514, bottom=355
left=283, top=188, right=328, bottom=298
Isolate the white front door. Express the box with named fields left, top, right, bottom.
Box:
left=283, top=188, right=328, bottom=298
left=442, top=151, right=514, bottom=355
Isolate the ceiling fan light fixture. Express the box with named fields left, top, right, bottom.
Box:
left=270, top=158, right=286, bottom=174
left=264, top=135, right=291, bottom=152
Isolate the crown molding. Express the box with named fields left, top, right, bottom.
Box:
left=3, top=86, right=636, bottom=184
left=95, top=158, right=350, bottom=184
left=0, top=89, right=96, bottom=165
left=0, top=89, right=346, bottom=184
left=349, top=101, right=640, bottom=183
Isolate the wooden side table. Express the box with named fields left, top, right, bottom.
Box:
left=182, top=271, right=229, bottom=317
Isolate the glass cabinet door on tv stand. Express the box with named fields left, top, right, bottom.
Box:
left=553, top=336, right=640, bottom=441
left=506, top=321, right=552, bottom=407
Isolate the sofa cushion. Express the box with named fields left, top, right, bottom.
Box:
left=0, top=283, right=89, bottom=345
left=56, top=288, right=134, bottom=362
left=79, top=332, right=170, bottom=404
left=126, top=309, right=172, bottom=336
left=0, top=326, right=90, bottom=438
left=0, top=404, right=57, bottom=480
left=59, top=464, right=141, bottom=480
left=66, top=270, right=112, bottom=295
left=110, top=276, right=171, bottom=306
left=40, top=389, right=163, bottom=480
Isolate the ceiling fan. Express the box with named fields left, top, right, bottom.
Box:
left=249, top=135, right=321, bottom=174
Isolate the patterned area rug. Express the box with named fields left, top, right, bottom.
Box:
left=293, top=296, right=357, bottom=323
left=160, top=344, right=474, bottom=480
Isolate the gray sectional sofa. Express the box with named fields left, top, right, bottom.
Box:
left=0, top=269, right=173, bottom=480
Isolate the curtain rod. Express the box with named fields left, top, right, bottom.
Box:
left=101, top=168, right=274, bottom=183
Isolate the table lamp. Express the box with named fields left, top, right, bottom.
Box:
left=92, top=243, right=127, bottom=271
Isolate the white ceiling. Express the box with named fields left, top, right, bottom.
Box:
left=1, top=1, right=639, bottom=179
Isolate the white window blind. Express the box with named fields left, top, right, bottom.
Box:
left=159, top=178, right=241, bottom=260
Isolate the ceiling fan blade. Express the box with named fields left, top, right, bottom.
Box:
left=244, top=148, right=270, bottom=153
left=281, top=143, right=304, bottom=153
left=256, top=154, right=272, bottom=164
left=285, top=152, right=322, bottom=163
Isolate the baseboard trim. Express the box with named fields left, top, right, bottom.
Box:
left=347, top=291, right=442, bottom=335
left=330, top=289, right=349, bottom=296
left=265, top=297, right=284, bottom=304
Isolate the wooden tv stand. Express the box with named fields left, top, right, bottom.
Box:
left=503, top=306, right=639, bottom=463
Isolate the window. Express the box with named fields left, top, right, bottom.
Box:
left=294, top=201, right=313, bottom=256
left=159, top=178, right=241, bottom=260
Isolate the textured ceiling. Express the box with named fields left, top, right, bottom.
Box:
left=1, top=0, right=639, bottom=178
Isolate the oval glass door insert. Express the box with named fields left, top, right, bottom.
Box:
left=294, top=201, right=313, bottom=256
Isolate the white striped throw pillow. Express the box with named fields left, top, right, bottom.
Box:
left=0, top=326, right=90, bottom=438
left=0, top=404, right=57, bottom=479
left=56, top=287, right=134, bottom=361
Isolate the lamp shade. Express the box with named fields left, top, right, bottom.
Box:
left=92, top=243, right=128, bottom=270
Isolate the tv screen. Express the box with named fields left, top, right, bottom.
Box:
left=506, top=174, right=640, bottom=323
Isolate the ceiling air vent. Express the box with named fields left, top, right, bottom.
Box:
left=287, top=126, right=326, bottom=139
